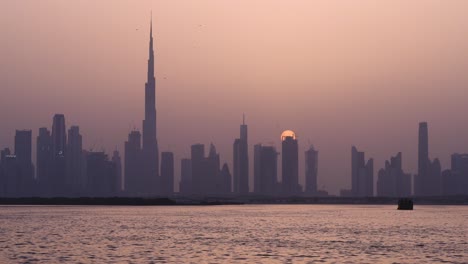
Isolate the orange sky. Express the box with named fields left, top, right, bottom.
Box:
left=1, top=0, right=468, bottom=194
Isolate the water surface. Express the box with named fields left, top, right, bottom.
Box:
left=0, top=205, right=466, bottom=263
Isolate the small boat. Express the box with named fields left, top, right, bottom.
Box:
left=398, top=198, right=413, bottom=210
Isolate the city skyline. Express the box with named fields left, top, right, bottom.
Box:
left=2, top=1, right=468, bottom=195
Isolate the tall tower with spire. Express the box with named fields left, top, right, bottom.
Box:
left=142, top=16, right=159, bottom=194
left=233, top=115, right=249, bottom=194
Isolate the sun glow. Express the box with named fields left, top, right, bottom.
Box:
left=281, top=130, right=296, bottom=141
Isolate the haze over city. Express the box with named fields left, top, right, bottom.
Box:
left=2, top=1, right=468, bottom=195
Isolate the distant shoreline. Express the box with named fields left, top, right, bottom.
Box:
left=0, top=196, right=467, bottom=206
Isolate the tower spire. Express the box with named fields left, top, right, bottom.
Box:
left=142, top=15, right=159, bottom=193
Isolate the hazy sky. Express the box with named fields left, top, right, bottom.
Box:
left=1, top=1, right=468, bottom=194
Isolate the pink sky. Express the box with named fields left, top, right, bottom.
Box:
left=1, top=0, right=468, bottom=194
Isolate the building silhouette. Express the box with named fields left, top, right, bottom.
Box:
left=14, top=130, right=35, bottom=196
left=141, top=18, right=160, bottom=195
left=191, top=144, right=205, bottom=194
left=415, top=122, right=429, bottom=196
left=442, top=153, right=468, bottom=195
left=0, top=149, right=10, bottom=196
left=37, top=127, right=52, bottom=196
left=351, top=146, right=373, bottom=197
left=415, top=122, right=441, bottom=196
left=1, top=148, right=19, bottom=197
left=219, top=163, right=232, bottom=194
left=66, top=126, right=83, bottom=195
left=124, top=130, right=143, bottom=195
left=86, top=152, right=118, bottom=197
left=51, top=114, right=67, bottom=196
left=179, top=158, right=192, bottom=194
left=304, top=145, right=318, bottom=194
left=376, top=152, right=411, bottom=197
left=281, top=131, right=301, bottom=195
left=428, top=158, right=442, bottom=196
left=206, top=144, right=222, bottom=195
left=233, top=116, right=249, bottom=194
left=254, top=144, right=279, bottom=195
left=160, top=152, right=174, bottom=195
left=190, top=143, right=229, bottom=195
left=112, top=150, right=122, bottom=193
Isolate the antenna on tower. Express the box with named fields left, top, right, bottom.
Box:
left=242, top=113, right=245, bottom=125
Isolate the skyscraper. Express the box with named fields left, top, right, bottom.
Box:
left=206, top=143, right=221, bottom=194
left=179, top=158, right=192, bottom=194
left=124, top=130, right=142, bottom=195
left=14, top=130, right=34, bottom=196
left=51, top=114, right=66, bottom=158
left=160, top=151, right=174, bottom=195
left=190, top=144, right=205, bottom=194
left=444, top=153, right=468, bottom=195
left=112, top=150, right=122, bottom=193
left=66, top=126, right=83, bottom=195
left=86, top=152, right=117, bottom=197
left=376, top=152, right=411, bottom=197
left=351, top=146, right=373, bottom=197
left=415, top=122, right=441, bottom=196
left=427, top=158, right=442, bottom=196
left=253, top=144, right=278, bottom=195
left=305, top=145, right=318, bottom=194
left=51, top=114, right=67, bottom=196
left=416, top=122, right=429, bottom=196
left=190, top=143, right=222, bottom=195
left=2, top=150, right=19, bottom=197
left=219, top=163, right=232, bottom=195
left=141, top=18, right=159, bottom=194
left=233, top=115, right=249, bottom=194
left=37, top=127, right=52, bottom=196
left=281, top=130, right=300, bottom=195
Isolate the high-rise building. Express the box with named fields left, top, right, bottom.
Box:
left=160, top=152, right=174, bottom=195
left=219, top=163, right=232, bottom=195
left=51, top=114, right=67, bottom=196
left=415, top=122, right=441, bottom=196
left=281, top=130, right=300, bottom=195
left=14, top=130, right=34, bottom=196
left=233, top=116, right=249, bottom=194
left=66, top=126, right=83, bottom=195
left=190, top=143, right=223, bottom=195
left=0, top=148, right=7, bottom=196
left=141, top=18, right=159, bottom=194
left=416, top=122, right=429, bottom=196
left=112, top=150, right=122, bottom=194
left=52, top=114, right=66, bottom=158
left=191, top=144, right=205, bottom=194
left=376, top=152, right=411, bottom=197
left=304, top=145, right=318, bottom=194
left=124, top=131, right=143, bottom=195
left=179, top=158, right=192, bottom=194
left=253, top=144, right=262, bottom=194
left=37, top=128, right=52, bottom=196
left=86, top=152, right=117, bottom=197
left=428, top=158, right=442, bottom=196
left=1, top=151, right=19, bottom=197
left=443, top=153, right=468, bottom=195
left=351, top=146, right=373, bottom=197
left=206, top=143, right=221, bottom=194
left=253, top=144, right=278, bottom=195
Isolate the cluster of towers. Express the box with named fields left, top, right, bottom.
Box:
left=2, top=20, right=468, bottom=198
left=414, top=122, right=468, bottom=196
left=121, top=20, right=321, bottom=197
left=0, top=115, right=122, bottom=197
left=340, top=122, right=468, bottom=197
